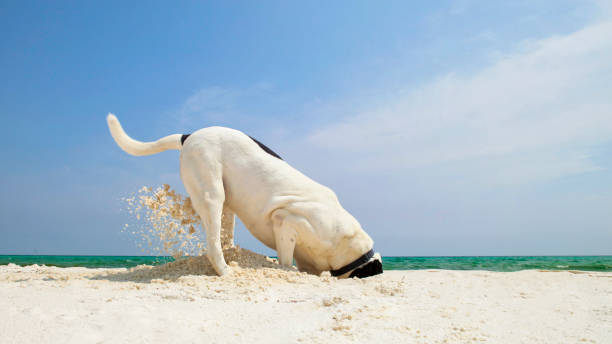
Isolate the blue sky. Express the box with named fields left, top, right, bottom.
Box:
left=1, top=1, right=611, bottom=256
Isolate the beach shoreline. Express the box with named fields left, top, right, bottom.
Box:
left=1, top=263, right=610, bottom=343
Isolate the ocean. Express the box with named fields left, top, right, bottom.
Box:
left=1, top=255, right=610, bottom=272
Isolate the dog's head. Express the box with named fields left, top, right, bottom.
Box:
left=331, top=251, right=383, bottom=279
left=348, top=253, right=383, bottom=278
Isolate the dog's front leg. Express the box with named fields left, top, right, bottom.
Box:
left=271, top=209, right=297, bottom=267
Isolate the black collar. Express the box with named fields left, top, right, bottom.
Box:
left=330, top=249, right=375, bottom=277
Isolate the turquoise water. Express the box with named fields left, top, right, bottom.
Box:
left=1, top=255, right=611, bottom=272
left=382, top=256, right=612, bottom=272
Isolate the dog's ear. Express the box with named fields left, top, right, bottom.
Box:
left=349, top=259, right=383, bottom=278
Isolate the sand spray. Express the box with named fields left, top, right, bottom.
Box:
left=121, top=184, right=286, bottom=276
left=122, top=184, right=204, bottom=258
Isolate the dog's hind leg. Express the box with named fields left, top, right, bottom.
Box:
left=181, top=160, right=231, bottom=276
left=271, top=209, right=298, bottom=267
left=191, top=188, right=230, bottom=275
left=221, top=204, right=235, bottom=249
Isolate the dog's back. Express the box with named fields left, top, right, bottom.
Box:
left=179, top=127, right=336, bottom=244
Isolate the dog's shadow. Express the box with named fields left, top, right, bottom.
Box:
left=89, top=249, right=289, bottom=284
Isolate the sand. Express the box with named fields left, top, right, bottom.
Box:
left=1, top=260, right=610, bottom=343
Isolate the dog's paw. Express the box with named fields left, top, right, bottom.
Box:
left=217, top=265, right=233, bottom=277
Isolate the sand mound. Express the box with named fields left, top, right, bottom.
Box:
left=95, top=246, right=305, bottom=283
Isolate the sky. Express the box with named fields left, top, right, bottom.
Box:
left=1, top=1, right=611, bottom=256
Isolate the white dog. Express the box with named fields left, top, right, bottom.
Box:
left=107, top=114, right=382, bottom=278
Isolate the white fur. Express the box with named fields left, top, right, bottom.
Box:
left=107, top=113, right=377, bottom=277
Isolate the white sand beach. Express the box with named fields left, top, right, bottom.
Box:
left=1, top=254, right=610, bottom=343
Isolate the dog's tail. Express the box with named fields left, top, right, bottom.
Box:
left=106, top=113, right=183, bottom=156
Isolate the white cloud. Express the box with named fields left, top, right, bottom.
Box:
left=173, top=82, right=279, bottom=131
left=174, top=87, right=239, bottom=128
left=307, top=20, right=612, bottom=184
